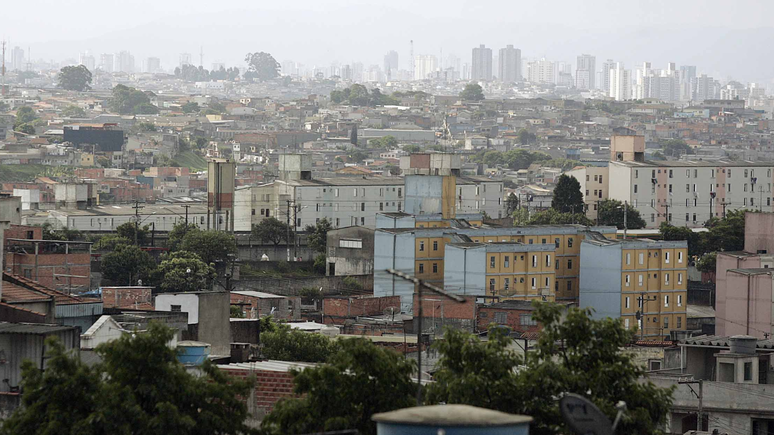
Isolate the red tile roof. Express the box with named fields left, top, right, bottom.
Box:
left=2, top=273, right=84, bottom=305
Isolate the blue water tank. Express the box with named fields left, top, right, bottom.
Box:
left=176, top=341, right=211, bottom=366
left=373, top=404, right=532, bottom=435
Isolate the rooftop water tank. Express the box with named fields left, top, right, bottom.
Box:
left=373, top=404, right=532, bottom=435
left=177, top=341, right=211, bottom=366
left=729, top=335, right=757, bottom=355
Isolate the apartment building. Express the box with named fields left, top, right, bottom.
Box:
left=374, top=225, right=616, bottom=312
left=580, top=233, right=688, bottom=340
left=569, top=130, right=774, bottom=228
left=234, top=153, right=505, bottom=231
left=565, top=165, right=609, bottom=222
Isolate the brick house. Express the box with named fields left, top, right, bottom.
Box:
left=476, top=300, right=543, bottom=335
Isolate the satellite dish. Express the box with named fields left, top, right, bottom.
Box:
left=559, top=393, right=613, bottom=435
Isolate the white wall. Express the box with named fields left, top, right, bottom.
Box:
left=155, top=294, right=200, bottom=324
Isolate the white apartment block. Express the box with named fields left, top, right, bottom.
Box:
left=572, top=132, right=774, bottom=228
left=234, top=154, right=505, bottom=232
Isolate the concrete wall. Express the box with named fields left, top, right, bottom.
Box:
left=405, top=175, right=444, bottom=216
left=196, top=292, right=231, bottom=356
left=579, top=241, right=622, bottom=320
left=444, top=244, right=486, bottom=296
left=322, top=295, right=401, bottom=323
left=716, top=254, right=761, bottom=336
left=376, top=213, right=415, bottom=229
left=326, top=226, right=374, bottom=276
left=374, top=231, right=416, bottom=312
left=723, top=271, right=774, bottom=338
left=745, top=212, right=774, bottom=254
left=234, top=275, right=372, bottom=296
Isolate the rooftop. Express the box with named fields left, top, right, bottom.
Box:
left=613, top=159, right=774, bottom=168
left=0, top=322, right=77, bottom=335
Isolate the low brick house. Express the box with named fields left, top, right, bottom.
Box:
left=476, top=300, right=543, bottom=335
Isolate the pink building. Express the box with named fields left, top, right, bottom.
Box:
left=715, top=213, right=774, bottom=338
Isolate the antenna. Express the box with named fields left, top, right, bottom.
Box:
left=409, top=40, right=414, bottom=80
left=199, top=46, right=203, bottom=67
left=26, top=46, right=30, bottom=72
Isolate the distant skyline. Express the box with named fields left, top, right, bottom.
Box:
left=4, top=0, right=774, bottom=83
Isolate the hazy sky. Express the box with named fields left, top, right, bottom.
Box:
left=5, top=0, right=774, bottom=82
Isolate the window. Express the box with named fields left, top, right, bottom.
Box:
left=677, top=273, right=683, bottom=284
left=639, top=253, right=644, bottom=264
left=664, top=252, right=670, bottom=263
left=744, top=362, right=753, bottom=381
left=555, top=238, right=560, bottom=248
left=542, top=238, right=547, bottom=244
left=339, top=239, right=363, bottom=249
left=626, top=253, right=631, bottom=265
left=678, top=251, right=683, bottom=263
left=625, top=275, right=630, bottom=287
left=532, top=255, right=537, bottom=267
left=599, top=175, right=603, bottom=184
left=745, top=184, right=748, bottom=192
left=665, top=273, right=670, bottom=285
left=520, top=314, right=537, bottom=326
left=594, top=175, right=598, bottom=181
left=432, top=263, right=438, bottom=273
left=504, top=278, right=510, bottom=291
left=625, top=318, right=630, bottom=328
left=545, top=277, right=550, bottom=287
left=625, top=297, right=630, bottom=308
left=677, top=294, right=683, bottom=307
left=568, top=238, right=573, bottom=248
left=170, top=305, right=182, bottom=312
left=494, top=312, right=507, bottom=324
left=664, top=295, right=669, bottom=307
left=664, top=317, right=669, bottom=329
left=567, top=281, right=572, bottom=292
left=379, top=202, right=384, bottom=211
left=419, top=241, right=425, bottom=251
left=354, top=188, right=358, bottom=197
left=490, top=256, right=496, bottom=269
left=711, top=169, right=715, bottom=178
left=531, top=278, right=536, bottom=289
left=669, top=170, right=673, bottom=178
left=669, top=184, right=672, bottom=193
left=567, top=259, right=573, bottom=270
left=634, top=185, right=638, bottom=193
left=504, top=256, right=510, bottom=268
left=556, top=259, right=560, bottom=269
left=638, top=274, right=643, bottom=286
left=418, top=263, right=424, bottom=273
left=335, top=188, right=339, bottom=197
left=361, top=203, right=366, bottom=211
left=360, top=217, right=365, bottom=225
left=397, top=188, right=402, bottom=198
left=545, top=254, right=551, bottom=267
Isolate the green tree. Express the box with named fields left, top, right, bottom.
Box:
left=244, top=51, right=280, bottom=81
left=261, top=339, right=415, bottom=435
left=1, top=323, right=256, bottom=435
left=15, top=123, right=35, bottom=135
left=597, top=199, right=646, bottom=229
left=167, top=221, right=198, bottom=252
left=696, top=252, right=717, bottom=273
left=155, top=251, right=216, bottom=293
left=109, top=84, right=154, bottom=115
left=180, top=227, right=237, bottom=266
left=58, top=65, right=92, bottom=91
left=660, top=222, right=703, bottom=257
left=505, top=193, right=520, bottom=215
left=252, top=217, right=289, bottom=246
left=61, top=105, right=86, bottom=118
left=426, top=303, right=674, bottom=435
left=93, top=235, right=132, bottom=251
left=138, top=121, right=157, bottom=132
left=116, top=221, right=150, bottom=245
left=403, top=144, right=421, bottom=153
left=528, top=208, right=593, bottom=226
left=260, top=319, right=340, bottom=362
left=551, top=174, right=585, bottom=214
left=181, top=101, right=200, bottom=113
left=348, top=149, right=369, bottom=163
left=460, top=83, right=485, bottom=101
left=703, top=209, right=746, bottom=253
left=518, top=128, right=537, bottom=145
left=662, top=139, right=694, bottom=158
left=41, top=223, right=81, bottom=241
left=305, top=217, right=333, bottom=254
left=368, top=135, right=398, bottom=148
left=14, top=106, right=37, bottom=130
left=512, top=207, right=530, bottom=225
left=350, top=126, right=358, bottom=145
left=101, top=244, right=156, bottom=285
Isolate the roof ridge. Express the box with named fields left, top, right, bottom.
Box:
left=2, top=273, right=83, bottom=303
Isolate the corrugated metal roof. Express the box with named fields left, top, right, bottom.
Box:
left=682, top=334, right=774, bottom=349
left=0, top=322, right=78, bottom=335
left=218, top=360, right=318, bottom=372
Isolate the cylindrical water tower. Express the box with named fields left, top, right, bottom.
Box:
left=373, top=404, right=532, bottom=435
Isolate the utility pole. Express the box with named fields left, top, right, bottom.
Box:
left=636, top=291, right=657, bottom=340
left=293, top=204, right=300, bottom=260
left=286, top=199, right=292, bottom=262
left=623, top=201, right=628, bottom=240
left=132, top=200, right=143, bottom=245
left=664, top=203, right=670, bottom=225
left=182, top=204, right=190, bottom=226
left=678, top=379, right=704, bottom=431
left=722, top=199, right=727, bottom=219
left=385, top=268, right=465, bottom=406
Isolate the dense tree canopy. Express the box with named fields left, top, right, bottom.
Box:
left=244, top=51, right=280, bottom=81
left=155, top=250, right=216, bottom=293
left=93, top=235, right=132, bottom=251
left=518, top=128, right=537, bottom=145
left=661, top=139, right=694, bottom=158
left=166, top=221, right=198, bottom=252
left=472, top=149, right=550, bottom=170
left=527, top=208, right=593, bottom=226
left=109, top=84, right=157, bottom=115
left=260, top=318, right=340, bottom=362
left=61, top=105, right=86, bottom=118
left=180, top=227, right=237, bottom=266
left=0, top=324, right=255, bottom=435
left=116, top=221, right=150, bottom=245
left=598, top=199, right=646, bottom=229
left=252, top=217, right=290, bottom=246
left=58, top=65, right=92, bottom=91
left=330, top=85, right=400, bottom=106
left=261, top=338, right=415, bottom=435
left=368, top=135, right=398, bottom=148
left=552, top=174, right=585, bottom=213
left=305, top=217, right=333, bottom=254
left=101, top=244, right=156, bottom=285
left=460, top=83, right=485, bottom=101
left=659, top=210, right=747, bottom=258
left=426, top=303, right=674, bottom=435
